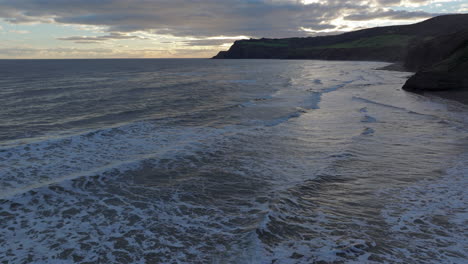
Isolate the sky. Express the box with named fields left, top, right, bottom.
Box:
left=0, top=0, right=466, bottom=59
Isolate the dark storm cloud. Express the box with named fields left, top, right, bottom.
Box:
left=375, top=0, right=402, bottom=5
left=374, top=0, right=433, bottom=6
left=0, top=0, right=436, bottom=38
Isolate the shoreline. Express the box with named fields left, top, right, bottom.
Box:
left=213, top=15, right=468, bottom=106
left=425, top=90, right=468, bottom=105
left=376, top=62, right=408, bottom=72
left=378, top=62, right=468, bottom=106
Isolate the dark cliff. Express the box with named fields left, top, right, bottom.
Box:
left=402, top=31, right=468, bottom=103
left=213, top=14, right=468, bottom=62
left=403, top=29, right=468, bottom=71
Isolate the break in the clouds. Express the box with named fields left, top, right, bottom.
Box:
left=0, top=0, right=464, bottom=58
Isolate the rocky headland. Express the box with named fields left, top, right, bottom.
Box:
left=402, top=30, right=468, bottom=103
left=213, top=14, right=468, bottom=104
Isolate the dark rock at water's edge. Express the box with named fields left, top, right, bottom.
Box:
left=402, top=30, right=468, bottom=103
left=403, top=71, right=468, bottom=91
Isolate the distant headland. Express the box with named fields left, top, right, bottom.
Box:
left=214, top=14, right=468, bottom=104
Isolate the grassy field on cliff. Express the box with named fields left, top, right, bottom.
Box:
left=238, top=34, right=413, bottom=49
left=314, top=34, right=413, bottom=49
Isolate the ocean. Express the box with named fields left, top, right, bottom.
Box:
left=0, top=59, right=467, bottom=263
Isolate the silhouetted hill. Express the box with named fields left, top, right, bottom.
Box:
left=213, top=14, right=468, bottom=62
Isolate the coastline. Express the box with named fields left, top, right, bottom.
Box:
left=378, top=62, right=468, bottom=106
left=425, top=90, right=468, bottom=105
left=376, top=62, right=407, bottom=72
left=213, top=15, right=468, bottom=106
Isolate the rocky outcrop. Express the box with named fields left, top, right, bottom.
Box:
left=403, top=71, right=468, bottom=91
left=402, top=39, right=468, bottom=98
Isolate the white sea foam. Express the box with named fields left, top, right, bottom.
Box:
left=379, top=153, right=468, bottom=263
left=0, top=121, right=233, bottom=199
left=1, top=60, right=467, bottom=263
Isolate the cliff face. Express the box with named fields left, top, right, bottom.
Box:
left=213, top=14, right=468, bottom=62
left=214, top=44, right=408, bottom=62
left=402, top=34, right=468, bottom=96
left=403, top=30, right=468, bottom=71
left=212, top=36, right=411, bottom=61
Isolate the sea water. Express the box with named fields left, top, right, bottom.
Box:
left=0, top=59, right=467, bottom=263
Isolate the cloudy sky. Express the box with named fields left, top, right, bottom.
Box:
left=0, top=0, right=466, bottom=58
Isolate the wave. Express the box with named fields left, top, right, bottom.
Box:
left=0, top=121, right=235, bottom=199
